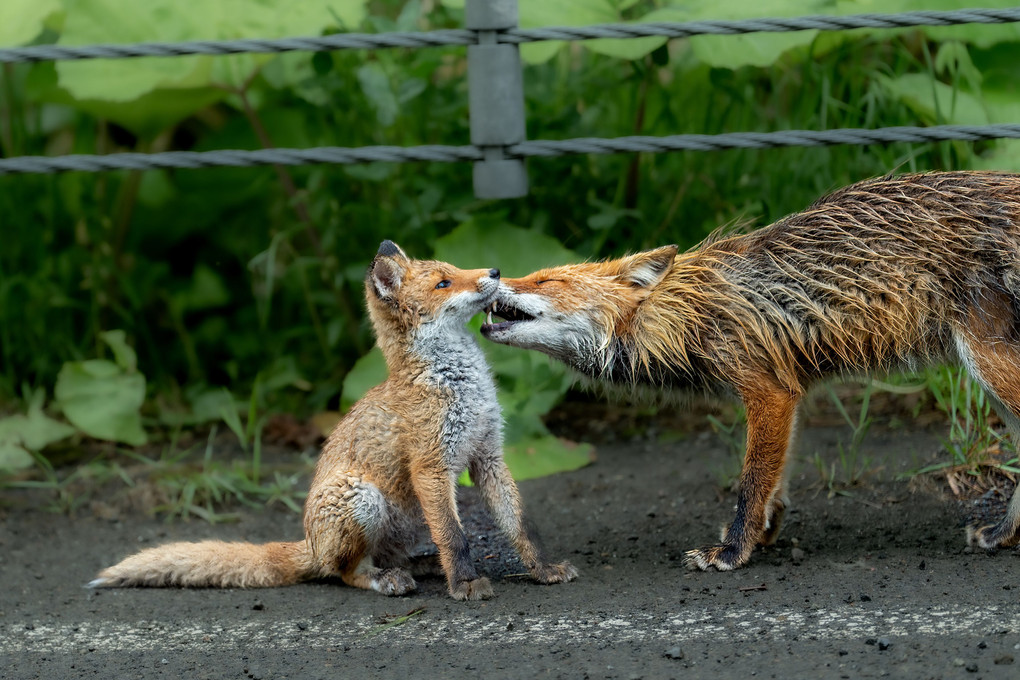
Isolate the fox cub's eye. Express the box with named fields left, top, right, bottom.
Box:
left=435, top=280, right=451, bottom=289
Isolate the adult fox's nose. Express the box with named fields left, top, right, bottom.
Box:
left=489, top=268, right=500, bottom=279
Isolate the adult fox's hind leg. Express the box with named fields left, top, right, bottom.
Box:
left=956, top=328, right=1020, bottom=549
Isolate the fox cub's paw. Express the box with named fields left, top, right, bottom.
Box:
left=966, top=522, right=1020, bottom=551
left=371, top=568, right=417, bottom=596
left=450, top=577, right=494, bottom=601
left=683, top=544, right=744, bottom=572
left=530, top=561, right=579, bottom=584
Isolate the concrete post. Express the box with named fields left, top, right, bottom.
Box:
left=465, top=0, right=528, bottom=199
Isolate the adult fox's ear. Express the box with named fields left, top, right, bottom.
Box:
left=376, top=240, right=408, bottom=260
left=369, top=254, right=405, bottom=300
left=616, top=245, right=678, bottom=288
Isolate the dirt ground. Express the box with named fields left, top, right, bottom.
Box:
left=1, top=408, right=1019, bottom=680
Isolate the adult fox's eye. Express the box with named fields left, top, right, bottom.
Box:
left=435, top=280, right=451, bottom=289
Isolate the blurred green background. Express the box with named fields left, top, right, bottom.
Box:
left=2, top=0, right=1019, bottom=492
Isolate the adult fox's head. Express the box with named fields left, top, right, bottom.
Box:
left=481, top=245, right=678, bottom=376
left=367, top=241, right=500, bottom=351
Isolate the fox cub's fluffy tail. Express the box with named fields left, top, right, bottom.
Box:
left=87, top=540, right=318, bottom=588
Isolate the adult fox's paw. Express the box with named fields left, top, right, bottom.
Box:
left=966, top=521, right=1020, bottom=551
left=683, top=544, right=745, bottom=572
left=450, top=577, right=494, bottom=601
left=530, top=561, right=578, bottom=584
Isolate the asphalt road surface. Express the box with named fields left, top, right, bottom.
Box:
left=2, top=424, right=1018, bottom=679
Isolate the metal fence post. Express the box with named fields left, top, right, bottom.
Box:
left=466, top=0, right=528, bottom=199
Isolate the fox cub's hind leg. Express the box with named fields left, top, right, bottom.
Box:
left=686, top=382, right=800, bottom=571
left=305, top=477, right=416, bottom=596
left=957, top=330, right=1020, bottom=550
left=469, top=453, right=578, bottom=585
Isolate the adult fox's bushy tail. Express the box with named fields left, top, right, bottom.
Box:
left=88, top=540, right=319, bottom=588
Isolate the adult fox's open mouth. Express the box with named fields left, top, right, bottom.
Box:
left=480, top=299, right=536, bottom=336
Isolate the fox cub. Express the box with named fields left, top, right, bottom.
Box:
left=482, top=171, right=1020, bottom=571
left=90, top=241, right=577, bottom=600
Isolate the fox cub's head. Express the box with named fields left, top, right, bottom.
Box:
left=366, top=240, right=500, bottom=342
left=481, top=245, right=678, bottom=370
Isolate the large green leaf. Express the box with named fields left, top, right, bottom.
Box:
left=881, top=73, right=988, bottom=125
left=519, top=0, right=663, bottom=63
left=652, top=0, right=837, bottom=69
left=433, top=219, right=581, bottom=277
left=54, top=0, right=367, bottom=120
left=340, top=346, right=388, bottom=411
left=55, top=358, right=147, bottom=446
left=25, top=62, right=225, bottom=138
left=0, top=0, right=62, bottom=47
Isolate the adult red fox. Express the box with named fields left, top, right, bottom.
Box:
left=90, top=241, right=576, bottom=599
left=481, top=171, right=1020, bottom=571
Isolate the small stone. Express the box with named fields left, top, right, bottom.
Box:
left=296, top=622, right=307, bottom=631
left=953, top=658, right=966, bottom=667
left=663, top=646, right=684, bottom=660
left=838, top=650, right=848, bottom=657
left=865, top=638, right=877, bottom=646
left=978, top=641, right=987, bottom=649
left=791, top=548, right=805, bottom=561
left=994, top=654, right=1014, bottom=665
left=918, top=560, right=926, bottom=571
left=877, top=638, right=891, bottom=651
left=859, top=594, right=871, bottom=602
left=252, top=602, right=264, bottom=611
left=965, top=663, right=978, bottom=673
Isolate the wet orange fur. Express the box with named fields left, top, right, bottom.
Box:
left=487, top=171, right=1020, bottom=569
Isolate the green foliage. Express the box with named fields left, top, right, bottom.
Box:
left=54, top=330, right=147, bottom=446
left=0, top=389, right=75, bottom=471
left=918, top=366, right=1006, bottom=473
left=3, top=0, right=1020, bottom=497
left=0, top=0, right=61, bottom=47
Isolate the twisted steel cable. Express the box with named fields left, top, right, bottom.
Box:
left=4, top=125, right=1020, bottom=175
left=2, top=8, right=1020, bottom=63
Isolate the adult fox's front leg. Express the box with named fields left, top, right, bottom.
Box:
left=686, top=380, right=800, bottom=571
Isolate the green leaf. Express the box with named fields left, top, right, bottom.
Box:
left=518, top=0, right=662, bottom=62
left=433, top=219, right=581, bottom=277
left=172, top=265, right=231, bottom=313
left=0, top=0, right=62, bottom=47
left=55, top=359, right=147, bottom=446
left=459, top=436, right=593, bottom=484
left=356, top=62, right=399, bottom=126
left=54, top=0, right=367, bottom=125
left=340, top=346, right=389, bottom=412
left=880, top=73, right=988, bottom=125
left=0, top=442, right=35, bottom=472
left=99, top=329, right=138, bottom=373
left=0, top=391, right=76, bottom=470
left=654, top=0, right=837, bottom=69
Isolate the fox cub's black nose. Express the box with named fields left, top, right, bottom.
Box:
left=489, top=268, right=500, bottom=279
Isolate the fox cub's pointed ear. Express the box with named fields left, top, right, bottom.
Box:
left=369, top=255, right=405, bottom=300
left=617, top=245, right=678, bottom=288
left=376, top=240, right=408, bottom=260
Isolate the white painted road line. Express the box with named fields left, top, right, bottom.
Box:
left=2, top=605, right=1018, bottom=653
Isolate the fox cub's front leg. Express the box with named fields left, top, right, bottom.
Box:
left=469, top=455, right=578, bottom=584
left=686, top=384, right=800, bottom=571
left=412, top=464, right=494, bottom=600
